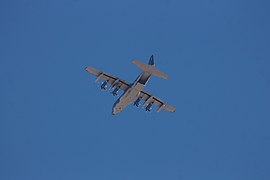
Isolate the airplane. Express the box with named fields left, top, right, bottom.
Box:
left=85, top=55, right=176, bottom=115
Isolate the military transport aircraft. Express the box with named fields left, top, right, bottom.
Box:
left=85, top=55, right=176, bottom=115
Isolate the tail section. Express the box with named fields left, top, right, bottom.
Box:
left=133, top=55, right=168, bottom=79
left=148, top=55, right=154, bottom=65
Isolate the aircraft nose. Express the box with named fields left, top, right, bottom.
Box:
left=112, top=108, right=117, bottom=115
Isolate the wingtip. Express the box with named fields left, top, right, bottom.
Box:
left=164, top=75, right=169, bottom=79
left=85, top=66, right=92, bottom=71
left=132, top=59, right=139, bottom=64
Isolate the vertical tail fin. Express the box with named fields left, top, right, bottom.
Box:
left=148, top=55, right=154, bottom=66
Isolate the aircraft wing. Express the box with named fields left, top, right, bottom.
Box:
left=85, top=66, right=131, bottom=91
left=139, top=90, right=176, bottom=113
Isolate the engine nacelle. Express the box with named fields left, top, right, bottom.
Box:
left=145, top=102, right=153, bottom=112
left=112, top=86, right=120, bottom=96
left=101, top=80, right=108, bottom=90
left=133, top=97, right=142, bottom=107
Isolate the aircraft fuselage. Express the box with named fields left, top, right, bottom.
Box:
left=112, top=72, right=151, bottom=115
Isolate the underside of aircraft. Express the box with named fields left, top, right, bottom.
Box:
left=85, top=55, right=176, bottom=115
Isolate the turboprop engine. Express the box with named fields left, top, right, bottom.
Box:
left=101, top=80, right=108, bottom=90
left=112, top=86, right=120, bottom=96
left=145, top=102, right=153, bottom=112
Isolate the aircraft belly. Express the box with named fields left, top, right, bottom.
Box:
left=112, top=83, right=145, bottom=114
left=121, top=88, right=140, bottom=105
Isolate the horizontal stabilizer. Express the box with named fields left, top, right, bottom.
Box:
left=132, top=60, right=168, bottom=79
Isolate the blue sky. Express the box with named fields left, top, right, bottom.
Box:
left=1, top=0, right=270, bottom=179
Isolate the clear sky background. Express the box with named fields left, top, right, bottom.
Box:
left=1, top=0, right=270, bottom=179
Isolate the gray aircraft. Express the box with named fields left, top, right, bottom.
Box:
left=85, top=55, right=176, bottom=115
